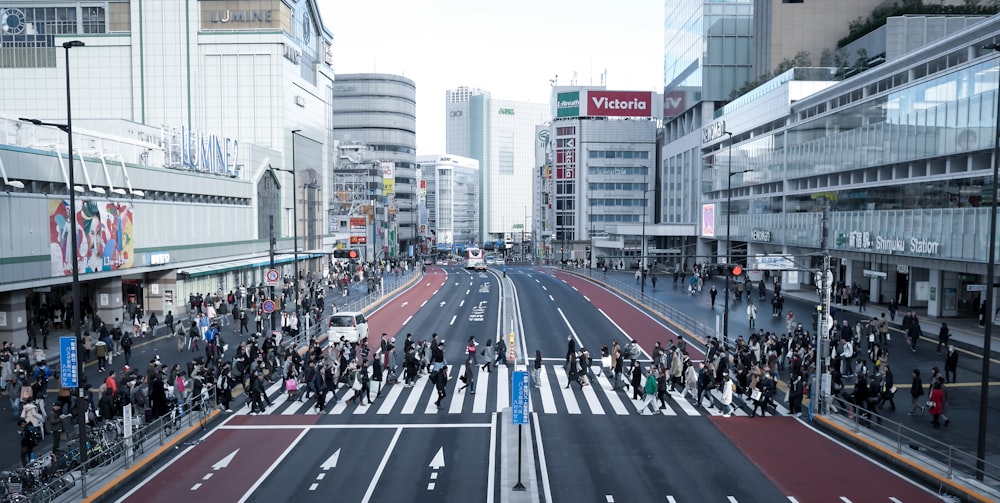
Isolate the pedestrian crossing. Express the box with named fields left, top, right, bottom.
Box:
left=234, top=364, right=788, bottom=418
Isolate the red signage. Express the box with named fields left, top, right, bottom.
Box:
left=663, top=90, right=686, bottom=118
left=350, top=236, right=367, bottom=244
left=587, top=90, right=653, bottom=118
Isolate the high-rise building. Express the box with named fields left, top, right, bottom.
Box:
left=416, top=155, right=479, bottom=250
left=445, top=87, right=547, bottom=244
left=332, top=74, right=417, bottom=260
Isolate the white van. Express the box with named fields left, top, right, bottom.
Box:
left=327, top=311, right=368, bottom=344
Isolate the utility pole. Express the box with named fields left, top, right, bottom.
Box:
left=813, top=198, right=833, bottom=416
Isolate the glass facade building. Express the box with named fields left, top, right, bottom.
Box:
left=700, top=16, right=1000, bottom=317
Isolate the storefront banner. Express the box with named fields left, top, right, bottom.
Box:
left=701, top=203, right=716, bottom=237
left=49, top=199, right=135, bottom=277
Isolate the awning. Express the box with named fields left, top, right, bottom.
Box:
left=177, top=252, right=326, bottom=278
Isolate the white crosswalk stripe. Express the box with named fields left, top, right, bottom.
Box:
left=233, top=364, right=790, bottom=418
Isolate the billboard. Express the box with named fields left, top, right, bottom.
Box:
left=556, top=90, right=653, bottom=118
left=701, top=203, right=716, bottom=237
left=49, top=199, right=134, bottom=276
left=380, top=161, right=395, bottom=195
left=556, top=91, right=580, bottom=117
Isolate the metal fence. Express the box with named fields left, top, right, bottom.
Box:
left=1, top=389, right=218, bottom=503
left=827, top=395, right=1000, bottom=496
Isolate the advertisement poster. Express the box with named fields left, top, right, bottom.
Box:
left=49, top=199, right=134, bottom=276
left=701, top=204, right=716, bottom=237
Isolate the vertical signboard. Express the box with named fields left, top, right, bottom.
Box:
left=511, top=370, right=530, bottom=425
left=59, top=336, right=79, bottom=388
left=556, top=91, right=580, bottom=117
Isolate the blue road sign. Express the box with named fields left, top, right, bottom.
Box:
left=511, top=370, right=530, bottom=425
left=59, top=336, right=79, bottom=388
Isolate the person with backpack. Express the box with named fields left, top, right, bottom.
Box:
left=19, top=419, right=39, bottom=465
left=121, top=332, right=134, bottom=366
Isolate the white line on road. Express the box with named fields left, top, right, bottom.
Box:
left=420, top=300, right=428, bottom=307
left=237, top=429, right=309, bottom=503
left=450, top=315, right=457, bottom=325
left=309, top=483, right=318, bottom=491
left=605, top=496, right=614, bottom=502
left=728, top=497, right=738, bottom=503
left=583, top=295, right=590, bottom=302
left=888, top=498, right=904, bottom=503
left=190, top=483, right=202, bottom=490
left=403, top=315, right=412, bottom=326
left=202, top=473, right=213, bottom=480
left=459, top=299, right=465, bottom=307
left=549, top=294, right=554, bottom=301
left=787, top=497, right=799, bottom=503
left=496, top=364, right=510, bottom=411
left=361, top=427, right=402, bottom=503
left=556, top=308, right=584, bottom=352
left=537, top=366, right=557, bottom=413
left=553, top=367, right=581, bottom=414
left=487, top=411, right=497, bottom=503
left=839, top=498, right=852, bottom=503
left=666, top=497, right=677, bottom=503
left=532, top=412, right=552, bottom=503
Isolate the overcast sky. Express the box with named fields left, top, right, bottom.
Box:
left=321, top=0, right=664, bottom=155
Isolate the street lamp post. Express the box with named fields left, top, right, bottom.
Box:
left=721, top=131, right=753, bottom=355
left=269, top=129, right=302, bottom=320
left=976, top=43, right=1000, bottom=480
left=20, top=39, right=89, bottom=492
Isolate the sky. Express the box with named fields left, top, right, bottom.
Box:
left=320, top=0, right=665, bottom=155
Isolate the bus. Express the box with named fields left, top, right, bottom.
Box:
left=465, top=247, right=487, bottom=271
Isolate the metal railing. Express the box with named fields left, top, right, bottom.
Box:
left=2, top=390, right=218, bottom=503
left=826, top=394, right=1000, bottom=494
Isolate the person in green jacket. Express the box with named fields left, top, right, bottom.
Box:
left=639, top=367, right=660, bottom=415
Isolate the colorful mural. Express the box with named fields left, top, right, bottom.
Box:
left=49, top=199, right=134, bottom=276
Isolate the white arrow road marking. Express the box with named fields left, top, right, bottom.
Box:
left=212, top=449, right=239, bottom=470
left=429, top=447, right=445, bottom=469
left=427, top=447, right=445, bottom=490
left=400, top=301, right=408, bottom=308
left=321, top=449, right=340, bottom=470
left=440, top=301, right=447, bottom=307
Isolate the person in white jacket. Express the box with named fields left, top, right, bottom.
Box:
left=720, top=372, right=735, bottom=417
left=747, top=301, right=758, bottom=329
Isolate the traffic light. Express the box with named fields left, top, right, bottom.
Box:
left=334, top=249, right=359, bottom=259
left=729, top=264, right=743, bottom=276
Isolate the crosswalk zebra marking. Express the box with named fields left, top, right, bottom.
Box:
left=552, top=366, right=581, bottom=414
left=537, top=366, right=557, bottom=413
left=449, top=367, right=471, bottom=414
left=377, top=382, right=406, bottom=415
left=401, top=374, right=430, bottom=414
left=593, top=370, right=630, bottom=415
left=668, top=390, right=703, bottom=416
left=232, top=364, right=793, bottom=419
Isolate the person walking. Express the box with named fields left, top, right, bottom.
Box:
left=459, top=357, right=475, bottom=394
left=876, top=365, right=896, bottom=411
left=467, top=336, right=479, bottom=365
left=481, top=340, right=495, bottom=372
left=532, top=350, right=542, bottom=388
left=630, top=360, right=643, bottom=400
left=907, top=315, right=922, bottom=353
left=928, top=380, right=945, bottom=428
left=638, top=367, right=659, bottom=414
left=433, top=364, right=449, bottom=408
left=746, top=301, right=757, bottom=329
left=564, top=350, right=579, bottom=389
left=908, top=368, right=925, bottom=415
left=944, top=345, right=958, bottom=383
left=936, top=323, right=951, bottom=354
left=788, top=373, right=804, bottom=417
left=564, top=336, right=576, bottom=370
left=720, top=371, right=734, bottom=417
left=710, top=286, right=718, bottom=308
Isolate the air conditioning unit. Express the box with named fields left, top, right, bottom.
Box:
left=295, top=95, right=306, bottom=107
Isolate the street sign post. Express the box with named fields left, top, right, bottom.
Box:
left=265, top=269, right=279, bottom=286
left=59, top=336, right=78, bottom=388
left=262, top=299, right=276, bottom=314
left=511, top=370, right=529, bottom=491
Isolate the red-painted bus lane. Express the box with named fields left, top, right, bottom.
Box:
left=120, top=428, right=305, bottom=503
left=556, top=271, right=705, bottom=360
left=712, top=416, right=939, bottom=502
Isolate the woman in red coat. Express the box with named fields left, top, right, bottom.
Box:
left=928, top=380, right=945, bottom=428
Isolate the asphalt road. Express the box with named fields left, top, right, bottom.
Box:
left=104, top=265, right=941, bottom=502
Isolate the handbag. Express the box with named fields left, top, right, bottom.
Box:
left=751, top=388, right=763, bottom=401
left=351, top=373, right=363, bottom=391
left=285, top=378, right=298, bottom=392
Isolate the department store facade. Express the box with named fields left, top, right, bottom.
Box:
left=0, top=0, right=336, bottom=345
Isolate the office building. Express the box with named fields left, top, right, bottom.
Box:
left=445, top=86, right=547, bottom=244
left=416, top=154, right=479, bottom=250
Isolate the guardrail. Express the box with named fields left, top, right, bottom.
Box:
left=825, top=394, right=1000, bottom=496
left=2, top=390, right=218, bottom=503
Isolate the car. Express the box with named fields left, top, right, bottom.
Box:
left=496, top=258, right=505, bottom=266
left=327, top=311, right=368, bottom=344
